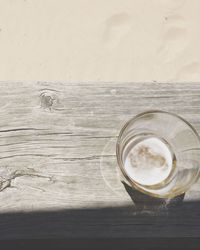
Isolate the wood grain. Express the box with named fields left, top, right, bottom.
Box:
left=0, top=82, right=200, bottom=239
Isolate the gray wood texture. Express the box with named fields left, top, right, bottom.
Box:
left=0, top=82, right=200, bottom=239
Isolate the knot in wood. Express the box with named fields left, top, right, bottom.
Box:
left=40, top=91, right=58, bottom=110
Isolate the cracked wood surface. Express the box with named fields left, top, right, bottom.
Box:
left=0, top=82, right=200, bottom=238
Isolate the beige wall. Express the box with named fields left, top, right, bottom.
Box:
left=0, top=0, right=199, bottom=82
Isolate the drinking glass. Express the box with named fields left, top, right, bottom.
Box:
left=116, top=110, right=200, bottom=198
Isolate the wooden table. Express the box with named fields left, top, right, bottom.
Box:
left=0, top=82, right=200, bottom=247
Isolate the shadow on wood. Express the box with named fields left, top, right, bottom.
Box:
left=0, top=199, right=199, bottom=248
left=0, top=200, right=199, bottom=239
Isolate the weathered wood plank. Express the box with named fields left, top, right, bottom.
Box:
left=0, top=82, right=200, bottom=238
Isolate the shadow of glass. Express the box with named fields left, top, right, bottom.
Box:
left=122, top=181, right=185, bottom=215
